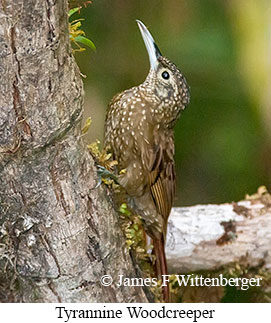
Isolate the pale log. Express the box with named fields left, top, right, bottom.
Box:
left=166, top=199, right=271, bottom=273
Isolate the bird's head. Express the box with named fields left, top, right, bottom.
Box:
left=136, top=20, right=190, bottom=124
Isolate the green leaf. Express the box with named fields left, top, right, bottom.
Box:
left=69, top=7, right=81, bottom=18
left=119, top=203, right=131, bottom=216
left=81, top=117, right=92, bottom=134
left=74, top=35, right=96, bottom=51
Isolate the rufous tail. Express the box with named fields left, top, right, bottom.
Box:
left=153, top=237, right=170, bottom=302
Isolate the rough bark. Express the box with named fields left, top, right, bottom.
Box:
left=166, top=196, right=271, bottom=273
left=0, top=0, right=148, bottom=302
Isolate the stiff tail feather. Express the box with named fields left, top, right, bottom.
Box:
left=153, top=237, right=170, bottom=302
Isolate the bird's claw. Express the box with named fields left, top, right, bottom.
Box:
left=94, top=165, right=119, bottom=189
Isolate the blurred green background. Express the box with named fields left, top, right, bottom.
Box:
left=73, top=0, right=270, bottom=206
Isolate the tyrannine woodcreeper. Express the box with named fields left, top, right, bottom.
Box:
left=104, top=20, right=190, bottom=302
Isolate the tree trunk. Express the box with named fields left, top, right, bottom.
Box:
left=0, top=0, right=148, bottom=302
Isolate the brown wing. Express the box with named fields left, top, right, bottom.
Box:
left=141, top=130, right=176, bottom=234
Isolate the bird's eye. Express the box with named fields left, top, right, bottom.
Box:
left=161, top=71, right=170, bottom=80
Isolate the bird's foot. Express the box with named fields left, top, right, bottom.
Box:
left=94, top=165, right=119, bottom=188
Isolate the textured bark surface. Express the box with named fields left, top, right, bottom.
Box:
left=166, top=197, right=271, bottom=273
left=0, top=0, right=148, bottom=302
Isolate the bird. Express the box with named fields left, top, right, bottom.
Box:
left=104, top=20, right=190, bottom=302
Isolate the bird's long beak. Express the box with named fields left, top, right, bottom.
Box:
left=136, top=20, right=162, bottom=70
